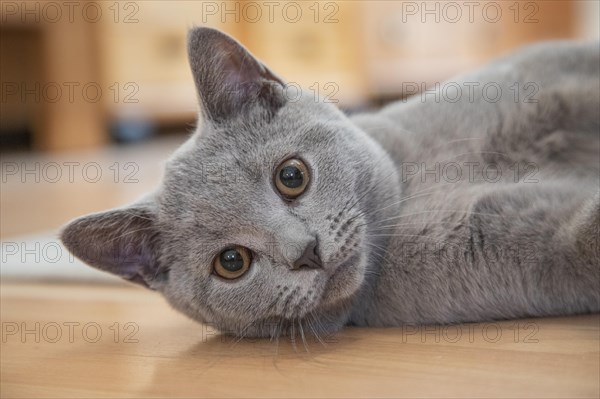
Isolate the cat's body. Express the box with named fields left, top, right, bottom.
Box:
left=62, top=29, right=599, bottom=338
left=351, top=41, right=600, bottom=326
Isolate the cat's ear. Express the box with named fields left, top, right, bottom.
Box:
left=60, top=202, right=166, bottom=289
left=187, top=26, right=286, bottom=123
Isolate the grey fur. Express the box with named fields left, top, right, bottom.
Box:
left=61, top=28, right=600, bottom=338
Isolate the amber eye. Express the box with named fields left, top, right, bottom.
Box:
left=213, top=246, right=252, bottom=279
left=274, top=158, right=310, bottom=199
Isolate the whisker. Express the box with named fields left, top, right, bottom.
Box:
left=231, top=320, right=254, bottom=346
left=344, top=161, right=400, bottom=215
left=232, top=295, right=281, bottom=347
left=351, top=190, right=439, bottom=222
left=368, top=220, right=462, bottom=232
left=299, top=320, right=310, bottom=353
left=364, top=242, right=391, bottom=264
left=444, top=137, right=484, bottom=144
left=368, top=209, right=503, bottom=227
left=352, top=176, right=492, bottom=222
left=307, top=313, right=327, bottom=347
left=274, top=319, right=283, bottom=357
left=290, top=319, right=298, bottom=353
left=446, top=150, right=512, bottom=162
left=367, top=233, right=427, bottom=239
left=350, top=182, right=466, bottom=222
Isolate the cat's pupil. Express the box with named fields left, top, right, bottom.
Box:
left=279, top=166, right=303, bottom=188
left=220, top=249, right=244, bottom=272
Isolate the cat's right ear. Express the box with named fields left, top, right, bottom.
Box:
left=187, top=27, right=286, bottom=124
left=60, top=201, right=167, bottom=289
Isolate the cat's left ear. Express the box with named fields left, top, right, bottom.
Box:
left=60, top=201, right=167, bottom=289
left=187, top=26, right=286, bottom=123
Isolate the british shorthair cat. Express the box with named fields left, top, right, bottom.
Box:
left=61, top=27, right=599, bottom=339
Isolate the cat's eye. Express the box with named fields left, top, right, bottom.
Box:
left=213, top=246, right=252, bottom=279
left=274, top=158, right=310, bottom=199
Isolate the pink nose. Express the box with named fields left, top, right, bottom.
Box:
left=292, top=239, right=322, bottom=270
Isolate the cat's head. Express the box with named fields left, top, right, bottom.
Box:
left=61, top=27, right=399, bottom=338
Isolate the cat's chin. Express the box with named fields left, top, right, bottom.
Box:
left=232, top=292, right=356, bottom=339
left=218, top=311, right=349, bottom=340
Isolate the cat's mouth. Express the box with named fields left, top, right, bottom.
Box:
left=267, top=251, right=365, bottom=337
left=310, top=220, right=368, bottom=308
left=211, top=247, right=366, bottom=339
left=322, top=249, right=365, bottom=302
left=269, top=246, right=364, bottom=321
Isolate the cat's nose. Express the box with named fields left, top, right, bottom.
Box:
left=292, top=239, right=322, bottom=270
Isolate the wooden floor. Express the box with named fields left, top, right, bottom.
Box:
left=1, top=281, right=598, bottom=398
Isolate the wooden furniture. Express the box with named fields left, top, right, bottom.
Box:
left=1, top=1, right=106, bottom=150
left=361, top=0, right=576, bottom=96
left=0, top=1, right=584, bottom=151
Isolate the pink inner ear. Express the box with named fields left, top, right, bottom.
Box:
left=60, top=206, right=161, bottom=289
left=187, top=27, right=285, bottom=122
left=103, top=241, right=152, bottom=278
left=218, top=46, right=275, bottom=102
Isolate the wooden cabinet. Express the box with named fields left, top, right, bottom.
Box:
left=240, top=1, right=367, bottom=106
left=1, top=0, right=106, bottom=151
left=0, top=0, right=588, bottom=151
left=96, top=2, right=240, bottom=125
left=361, top=0, right=576, bottom=97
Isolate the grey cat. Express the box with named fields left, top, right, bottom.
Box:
left=61, top=27, right=600, bottom=339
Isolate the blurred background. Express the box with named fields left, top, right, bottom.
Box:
left=1, top=0, right=599, bottom=280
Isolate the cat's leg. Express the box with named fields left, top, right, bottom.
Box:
left=561, top=191, right=600, bottom=266
left=465, top=181, right=600, bottom=319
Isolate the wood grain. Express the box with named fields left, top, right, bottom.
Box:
left=1, top=281, right=598, bottom=398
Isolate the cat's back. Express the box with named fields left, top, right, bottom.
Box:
left=352, top=40, right=600, bottom=182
